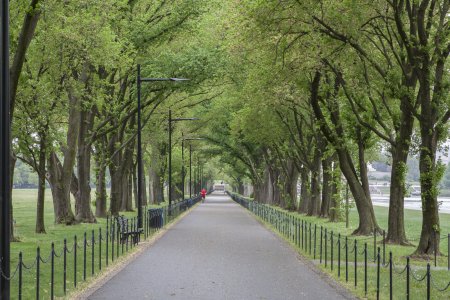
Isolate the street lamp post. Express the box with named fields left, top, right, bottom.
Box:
left=136, top=64, right=188, bottom=228
left=168, top=111, right=198, bottom=215
left=200, top=164, right=204, bottom=191
left=0, top=0, right=11, bottom=298
left=197, top=153, right=202, bottom=193
left=190, top=144, right=192, bottom=199
left=193, top=158, right=197, bottom=195
left=183, top=138, right=204, bottom=199
left=181, top=137, right=185, bottom=201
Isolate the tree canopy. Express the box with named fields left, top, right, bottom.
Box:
left=8, top=0, right=450, bottom=256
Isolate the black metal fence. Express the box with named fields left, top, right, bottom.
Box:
left=0, top=195, right=201, bottom=300
left=229, top=192, right=450, bottom=300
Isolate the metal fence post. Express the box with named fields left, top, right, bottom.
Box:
left=354, top=240, right=357, bottom=287
left=51, top=242, right=55, bottom=300
left=92, top=229, right=95, bottom=276
left=106, top=217, right=109, bottom=266
left=331, top=231, right=334, bottom=271
left=116, top=219, right=120, bottom=257
left=303, top=220, right=306, bottom=251
left=345, top=236, right=348, bottom=282
left=36, top=247, right=40, bottom=300
left=292, top=216, right=295, bottom=242
left=314, top=224, right=317, bottom=259
left=309, top=223, right=312, bottom=254
left=111, top=221, right=115, bottom=262
left=83, top=232, right=87, bottom=281
left=74, top=235, right=77, bottom=288
left=377, top=247, right=380, bottom=300
left=389, top=251, right=392, bottom=300
left=364, top=243, right=367, bottom=296
left=426, top=263, right=430, bottom=300
left=99, top=228, right=102, bottom=271
left=374, top=231, right=377, bottom=263
left=383, top=230, right=386, bottom=265
left=406, top=257, right=410, bottom=300
left=325, top=228, right=328, bottom=267
left=18, top=252, right=22, bottom=300
left=300, top=220, right=305, bottom=250
left=64, top=239, right=67, bottom=295
left=319, top=226, right=323, bottom=263
left=338, top=234, right=341, bottom=278
left=301, top=220, right=303, bottom=250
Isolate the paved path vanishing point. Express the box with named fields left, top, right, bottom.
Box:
left=88, top=192, right=353, bottom=300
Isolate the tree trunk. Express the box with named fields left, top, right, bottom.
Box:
left=415, top=129, right=440, bottom=255
left=71, top=172, right=80, bottom=208
left=356, top=127, right=371, bottom=200
left=310, top=70, right=380, bottom=234
left=127, top=167, right=133, bottom=210
left=299, top=166, right=311, bottom=213
left=341, top=152, right=380, bottom=234
left=253, top=180, right=265, bottom=203
left=308, top=148, right=321, bottom=216
left=253, top=165, right=272, bottom=204
left=109, top=162, right=122, bottom=216
left=94, top=137, right=107, bottom=218
left=47, top=79, right=84, bottom=225
left=282, top=159, right=299, bottom=210
left=262, top=165, right=273, bottom=204
left=35, top=137, right=46, bottom=233
left=415, top=80, right=441, bottom=255
left=95, top=161, right=107, bottom=218
left=8, top=0, right=42, bottom=241
left=237, top=178, right=245, bottom=195
left=270, top=166, right=281, bottom=206
left=108, top=131, right=122, bottom=216
left=386, top=111, right=413, bottom=244
left=75, top=107, right=95, bottom=223
left=329, top=155, right=341, bottom=222
left=149, top=167, right=155, bottom=204
left=149, top=166, right=164, bottom=204
left=120, top=158, right=133, bottom=211
left=47, top=152, right=75, bottom=224
left=320, top=155, right=333, bottom=218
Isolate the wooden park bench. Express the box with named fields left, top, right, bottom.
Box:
left=116, top=215, right=143, bottom=245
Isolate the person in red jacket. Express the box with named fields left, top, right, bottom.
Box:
left=201, top=188, right=207, bottom=202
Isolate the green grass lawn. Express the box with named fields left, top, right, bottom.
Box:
left=7, top=189, right=169, bottom=300
left=291, top=206, right=449, bottom=300
left=7, top=189, right=450, bottom=299
left=243, top=197, right=450, bottom=300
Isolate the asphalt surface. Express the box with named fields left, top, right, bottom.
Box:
left=88, top=193, right=352, bottom=300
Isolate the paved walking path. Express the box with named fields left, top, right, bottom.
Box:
left=89, top=193, right=352, bottom=300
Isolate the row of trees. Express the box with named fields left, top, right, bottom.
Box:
left=203, top=1, right=449, bottom=256
left=8, top=0, right=449, bottom=258
left=9, top=0, right=222, bottom=235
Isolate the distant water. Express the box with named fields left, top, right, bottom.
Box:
left=371, top=195, right=450, bottom=214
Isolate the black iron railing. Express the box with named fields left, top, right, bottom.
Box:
left=0, top=195, right=202, bottom=299
left=229, top=192, right=450, bottom=300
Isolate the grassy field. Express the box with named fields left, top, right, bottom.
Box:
left=6, top=189, right=450, bottom=299
left=243, top=198, right=450, bottom=300
left=292, top=206, right=449, bottom=300
left=7, top=189, right=166, bottom=300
